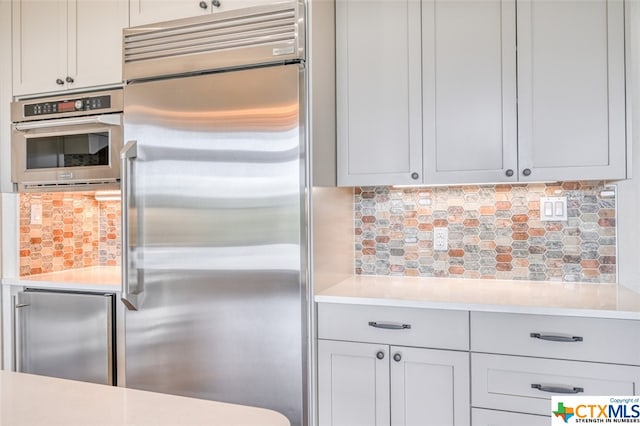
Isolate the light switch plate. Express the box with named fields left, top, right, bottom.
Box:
left=540, top=196, right=567, bottom=221
left=30, top=204, right=42, bottom=225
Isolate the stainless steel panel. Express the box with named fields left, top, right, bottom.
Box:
left=123, top=64, right=306, bottom=426
left=16, top=290, right=115, bottom=385
left=123, top=1, right=304, bottom=81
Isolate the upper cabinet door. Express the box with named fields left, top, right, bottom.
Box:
left=517, top=0, right=626, bottom=182
left=12, top=0, right=68, bottom=95
left=130, top=0, right=277, bottom=27
left=70, top=0, right=128, bottom=89
left=336, top=0, right=423, bottom=186
left=422, top=0, right=517, bottom=185
left=130, top=0, right=209, bottom=27
left=13, top=0, right=129, bottom=96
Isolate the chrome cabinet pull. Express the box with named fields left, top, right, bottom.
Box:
left=56, top=78, right=64, bottom=85
left=199, top=1, right=208, bottom=8
left=212, top=0, right=221, bottom=7
left=368, top=321, right=411, bottom=330
left=531, top=383, right=584, bottom=394
left=14, top=304, right=30, bottom=308
left=393, top=353, right=402, bottom=362
left=376, top=351, right=385, bottom=360
left=65, top=76, right=74, bottom=83
left=530, top=332, right=583, bottom=342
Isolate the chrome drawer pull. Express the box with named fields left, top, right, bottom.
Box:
left=531, top=384, right=584, bottom=394
left=368, top=321, right=411, bottom=330
left=530, top=332, right=583, bottom=342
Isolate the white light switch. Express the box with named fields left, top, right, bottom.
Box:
left=554, top=201, right=564, bottom=216
left=540, top=197, right=567, bottom=221
left=30, top=204, right=42, bottom=225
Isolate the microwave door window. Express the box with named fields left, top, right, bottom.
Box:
left=26, top=132, right=110, bottom=170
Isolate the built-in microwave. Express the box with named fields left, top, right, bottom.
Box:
left=11, top=89, right=123, bottom=192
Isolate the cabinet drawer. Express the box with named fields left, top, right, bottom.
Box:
left=317, top=303, right=469, bottom=350
left=471, top=353, right=640, bottom=416
left=472, top=408, right=548, bottom=426
left=471, top=311, right=640, bottom=365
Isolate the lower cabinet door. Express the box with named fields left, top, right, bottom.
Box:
left=318, top=339, right=390, bottom=426
left=472, top=408, right=549, bottom=426
left=390, top=346, right=470, bottom=426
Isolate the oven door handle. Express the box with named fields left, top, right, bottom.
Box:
left=14, top=113, right=121, bottom=131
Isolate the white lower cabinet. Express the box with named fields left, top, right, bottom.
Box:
left=318, top=339, right=470, bottom=426
left=317, top=303, right=640, bottom=426
left=472, top=408, right=548, bottom=426
left=470, top=311, right=640, bottom=420
left=471, top=353, right=640, bottom=416
left=318, top=340, right=390, bottom=426
left=391, top=346, right=469, bottom=426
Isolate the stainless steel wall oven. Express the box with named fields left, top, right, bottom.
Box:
left=11, top=89, right=123, bottom=192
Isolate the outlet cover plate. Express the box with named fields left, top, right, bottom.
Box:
left=434, top=227, right=448, bottom=251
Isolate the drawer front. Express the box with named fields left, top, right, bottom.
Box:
left=472, top=353, right=640, bottom=416
left=471, top=311, right=640, bottom=365
left=317, top=303, right=469, bottom=350
left=472, top=408, right=548, bottom=426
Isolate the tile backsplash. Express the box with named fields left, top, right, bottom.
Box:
left=354, top=182, right=616, bottom=283
left=19, top=192, right=121, bottom=276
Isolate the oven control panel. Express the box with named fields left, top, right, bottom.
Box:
left=24, top=95, right=112, bottom=117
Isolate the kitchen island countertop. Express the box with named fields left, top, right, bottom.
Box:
left=315, top=275, right=640, bottom=320
left=0, top=371, right=290, bottom=426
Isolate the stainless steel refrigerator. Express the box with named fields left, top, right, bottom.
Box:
left=121, top=3, right=309, bottom=425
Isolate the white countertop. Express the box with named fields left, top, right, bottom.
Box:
left=2, top=266, right=121, bottom=292
left=315, top=275, right=640, bottom=320
left=0, top=371, right=290, bottom=426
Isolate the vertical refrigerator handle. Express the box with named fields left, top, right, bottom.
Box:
left=121, top=141, right=142, bottom=311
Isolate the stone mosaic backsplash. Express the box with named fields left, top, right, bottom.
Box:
left=354, top=182, right=617, bottom=283
left=19, top=192, right=121, bottom=276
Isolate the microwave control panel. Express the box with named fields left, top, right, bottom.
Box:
left=23, top=95, right=112, bottom=117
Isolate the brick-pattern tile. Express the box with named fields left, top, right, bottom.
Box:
left=20, top=192, right=121, bottom=276
left=354, top=182, right=616, bottom=283
left=99, top=201, right=121, bottom=267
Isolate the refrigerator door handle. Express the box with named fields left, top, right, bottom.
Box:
left=121, top=140, right=142, bottom=311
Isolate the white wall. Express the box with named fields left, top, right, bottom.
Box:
left=616, top=0, right=640, bottom=293
left=0, top=0, right=11, bottom=370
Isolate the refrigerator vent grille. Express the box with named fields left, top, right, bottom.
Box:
left=123, top=2, right=303, bottom=80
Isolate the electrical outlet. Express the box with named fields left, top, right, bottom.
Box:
left=540, top=196, right=567, bottom=221
left=434, top=227, right=448, bottom=251
left=30, top=204, right=42, bottom=225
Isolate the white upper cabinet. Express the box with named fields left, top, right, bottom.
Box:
left=516, top=0, right=626, bottom=182
left=130, top=0, right=278, bottom=27
left=336, top=0, right=422, bottom=186
left=337, top=0, right=628, bottom=186
left=422, top=0, right=518, bottom=184
left=12, top=0, right=128, bottom=96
